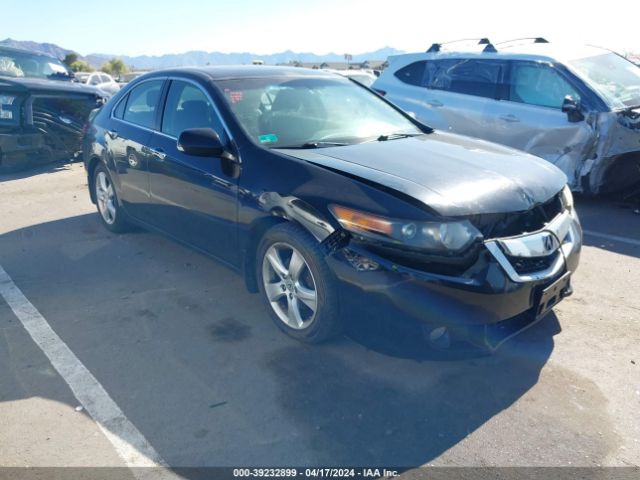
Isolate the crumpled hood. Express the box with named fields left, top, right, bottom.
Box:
left=0, top=76, right=103, bottom=97
left=275, top=131, right=567, bottom=217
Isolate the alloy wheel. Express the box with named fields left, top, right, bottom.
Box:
left=95, top=171, right=116, bottom=225
left=262, top=242, right=318, bottom=329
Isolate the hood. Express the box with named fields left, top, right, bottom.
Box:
left=275, top=131, right=567, bottom=217
left=0, top=76, right=103, bottom=97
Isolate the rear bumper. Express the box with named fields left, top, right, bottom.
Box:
left=0, top=131, right=55, bottom=173
left=327, top=209, right=581, bottom=348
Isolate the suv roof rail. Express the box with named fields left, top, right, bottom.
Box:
left=497, top=37, right=549, bottom=46
left=427, top=38, right=492, bottom=53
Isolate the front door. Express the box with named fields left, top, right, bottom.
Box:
left=147, top=79, right=239, bottom=267
left=484, top=61, right=596, bottom=184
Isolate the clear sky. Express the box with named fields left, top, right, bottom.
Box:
left=4, top=0, right=639, bottom=56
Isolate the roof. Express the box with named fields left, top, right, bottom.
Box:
left=148, top=65, right=340, bottom=80
left=0, top=44, right=60, bottom=60
left=389, top=42, right=613, bottom=65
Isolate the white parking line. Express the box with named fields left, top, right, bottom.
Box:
left=583, top=230, right=640, bottom=247
left=0, top=264, right=176, bottom=477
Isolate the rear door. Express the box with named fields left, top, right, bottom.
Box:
left=484, top=61, right=596, bottom=182
left=147, top=79, right=239, bottom=267
left=423, top=58, right=506, bottom=139
left=107, top=78, right=165, bottom=219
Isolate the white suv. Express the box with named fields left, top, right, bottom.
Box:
left=372, top=38, right=640, bottom=194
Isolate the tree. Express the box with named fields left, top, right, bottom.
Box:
left=63, top=53, right=79, bottom=67
left=101, top=58, right=129, bottom=76
left=69, top=60, right=93, bottom=72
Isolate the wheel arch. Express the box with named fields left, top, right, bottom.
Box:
left=87, top=156, right=102, bottom=204
left=242, top=216, right=288, bottom=293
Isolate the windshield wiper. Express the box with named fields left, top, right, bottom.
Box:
left=375, top=132, right=422, bottom=142
left=278, top=141, right=349, bottom=149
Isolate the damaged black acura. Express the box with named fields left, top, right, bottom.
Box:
left=83, top=66, right=582, bottom=350
left=0, top=46, right=107, bottom=173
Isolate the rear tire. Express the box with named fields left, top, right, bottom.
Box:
left=257, top=222, right=342, bottom=343
left=93, top=163, right=129, bottom=233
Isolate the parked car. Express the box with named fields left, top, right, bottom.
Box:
left=74, top=71, right=121, bottom=96
left=116, top=71, right=146, bottom=86
left=0, top=46, right=107, bottom=172
left=372, top=38, right=640, bottom=194
left=83, top=66, right=581, bottom=350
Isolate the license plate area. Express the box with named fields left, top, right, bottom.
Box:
left=536, top=271, right=571, bottom=319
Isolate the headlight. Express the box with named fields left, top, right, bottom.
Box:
left=560, top=185, right=574, bottom=212
left=0, top=94, right=17, bottom=121
left=329, top=205, right=482, bottom=254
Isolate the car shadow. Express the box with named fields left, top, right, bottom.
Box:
left=0, top=158, right=77, bottom=182
left=0, top=213, right=560, bottom=470
left=575, top=194, right=640, bottom=259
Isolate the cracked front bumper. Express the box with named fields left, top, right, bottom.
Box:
left=327, top=209, right=582, bottom=344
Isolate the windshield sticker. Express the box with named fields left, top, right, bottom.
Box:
left=229, top=91, right=243, bottom=103
left=259, top=134, right=278, bottom=144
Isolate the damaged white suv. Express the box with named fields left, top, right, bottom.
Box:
left=372, top=38, right=640, bottom=193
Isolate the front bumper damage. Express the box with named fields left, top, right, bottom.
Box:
left=327, top=208, right=582, bottom=352
left=0, top=91, right=103, bottom=173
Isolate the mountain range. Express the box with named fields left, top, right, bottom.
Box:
left=0, top=38, right=403, bottom=70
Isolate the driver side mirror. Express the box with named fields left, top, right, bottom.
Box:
left=561, top=96, right=584, bottom=123
left=177, top=128, right=224, bottom=157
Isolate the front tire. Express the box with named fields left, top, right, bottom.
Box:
left=93, top=163, right=129, bottom=233
left=257, top=223, right=342, bottom=343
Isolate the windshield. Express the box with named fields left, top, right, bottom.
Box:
left=0, top=49, right=72, bottom=80
left=568, top=52, right=640, bottom=109
left=215, top=76, right=422, bottom=148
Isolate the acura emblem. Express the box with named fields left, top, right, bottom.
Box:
left=543, top=234, right=555, bottom=252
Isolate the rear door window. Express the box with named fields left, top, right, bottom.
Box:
left=393, top=61, right=427, bottom=87
left=507, top=61, right=580, bottom=109
left=113, top=94, right=128, bottom=119
left=427, top=58, right=504, bottom=99
left=122, top=80, right=164, bottom=129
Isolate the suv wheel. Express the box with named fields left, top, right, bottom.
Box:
left=257, top=223, right=341, bottom=343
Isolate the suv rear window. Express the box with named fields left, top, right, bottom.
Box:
left=393, top=61, right=426, bottom=87
left=427, top=59, right=503, bottom=99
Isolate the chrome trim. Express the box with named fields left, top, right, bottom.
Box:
left=485, top=210, right=580, bottom=283
left=496, top=210, right=572, bottom=258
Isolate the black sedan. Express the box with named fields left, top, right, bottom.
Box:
left=83, top=66, right=582, bottom=350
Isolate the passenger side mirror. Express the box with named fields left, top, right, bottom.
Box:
left=177, top=128, right=224, bottom=157
left=561, top=96, right=584, bottom=123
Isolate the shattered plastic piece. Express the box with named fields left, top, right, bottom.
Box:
left=74, top=405, right=84, bottom=412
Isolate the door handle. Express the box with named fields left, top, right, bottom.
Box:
left=148, top=147, right=166, bottom=160
left=499, top=114, right=520, bottom=123
left=107, top=129, right=118, bottom=139
left=427, top=99, right=443, bottom=107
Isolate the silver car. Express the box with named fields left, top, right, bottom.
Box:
left=372, top=38, right=640, bottom=194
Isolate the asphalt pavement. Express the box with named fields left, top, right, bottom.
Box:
left=0, top=162, right=638, bottom=476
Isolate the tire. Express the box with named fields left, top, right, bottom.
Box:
left=257, top=222, right=342, bottom=343
left=93, top=163, right=129, bottom=233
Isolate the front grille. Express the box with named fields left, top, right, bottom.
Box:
left=31, top=96, right=98, bottom=159
left=505, top=251, right=558, bottom=275
left=470, top=193, right=563, bottom=239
